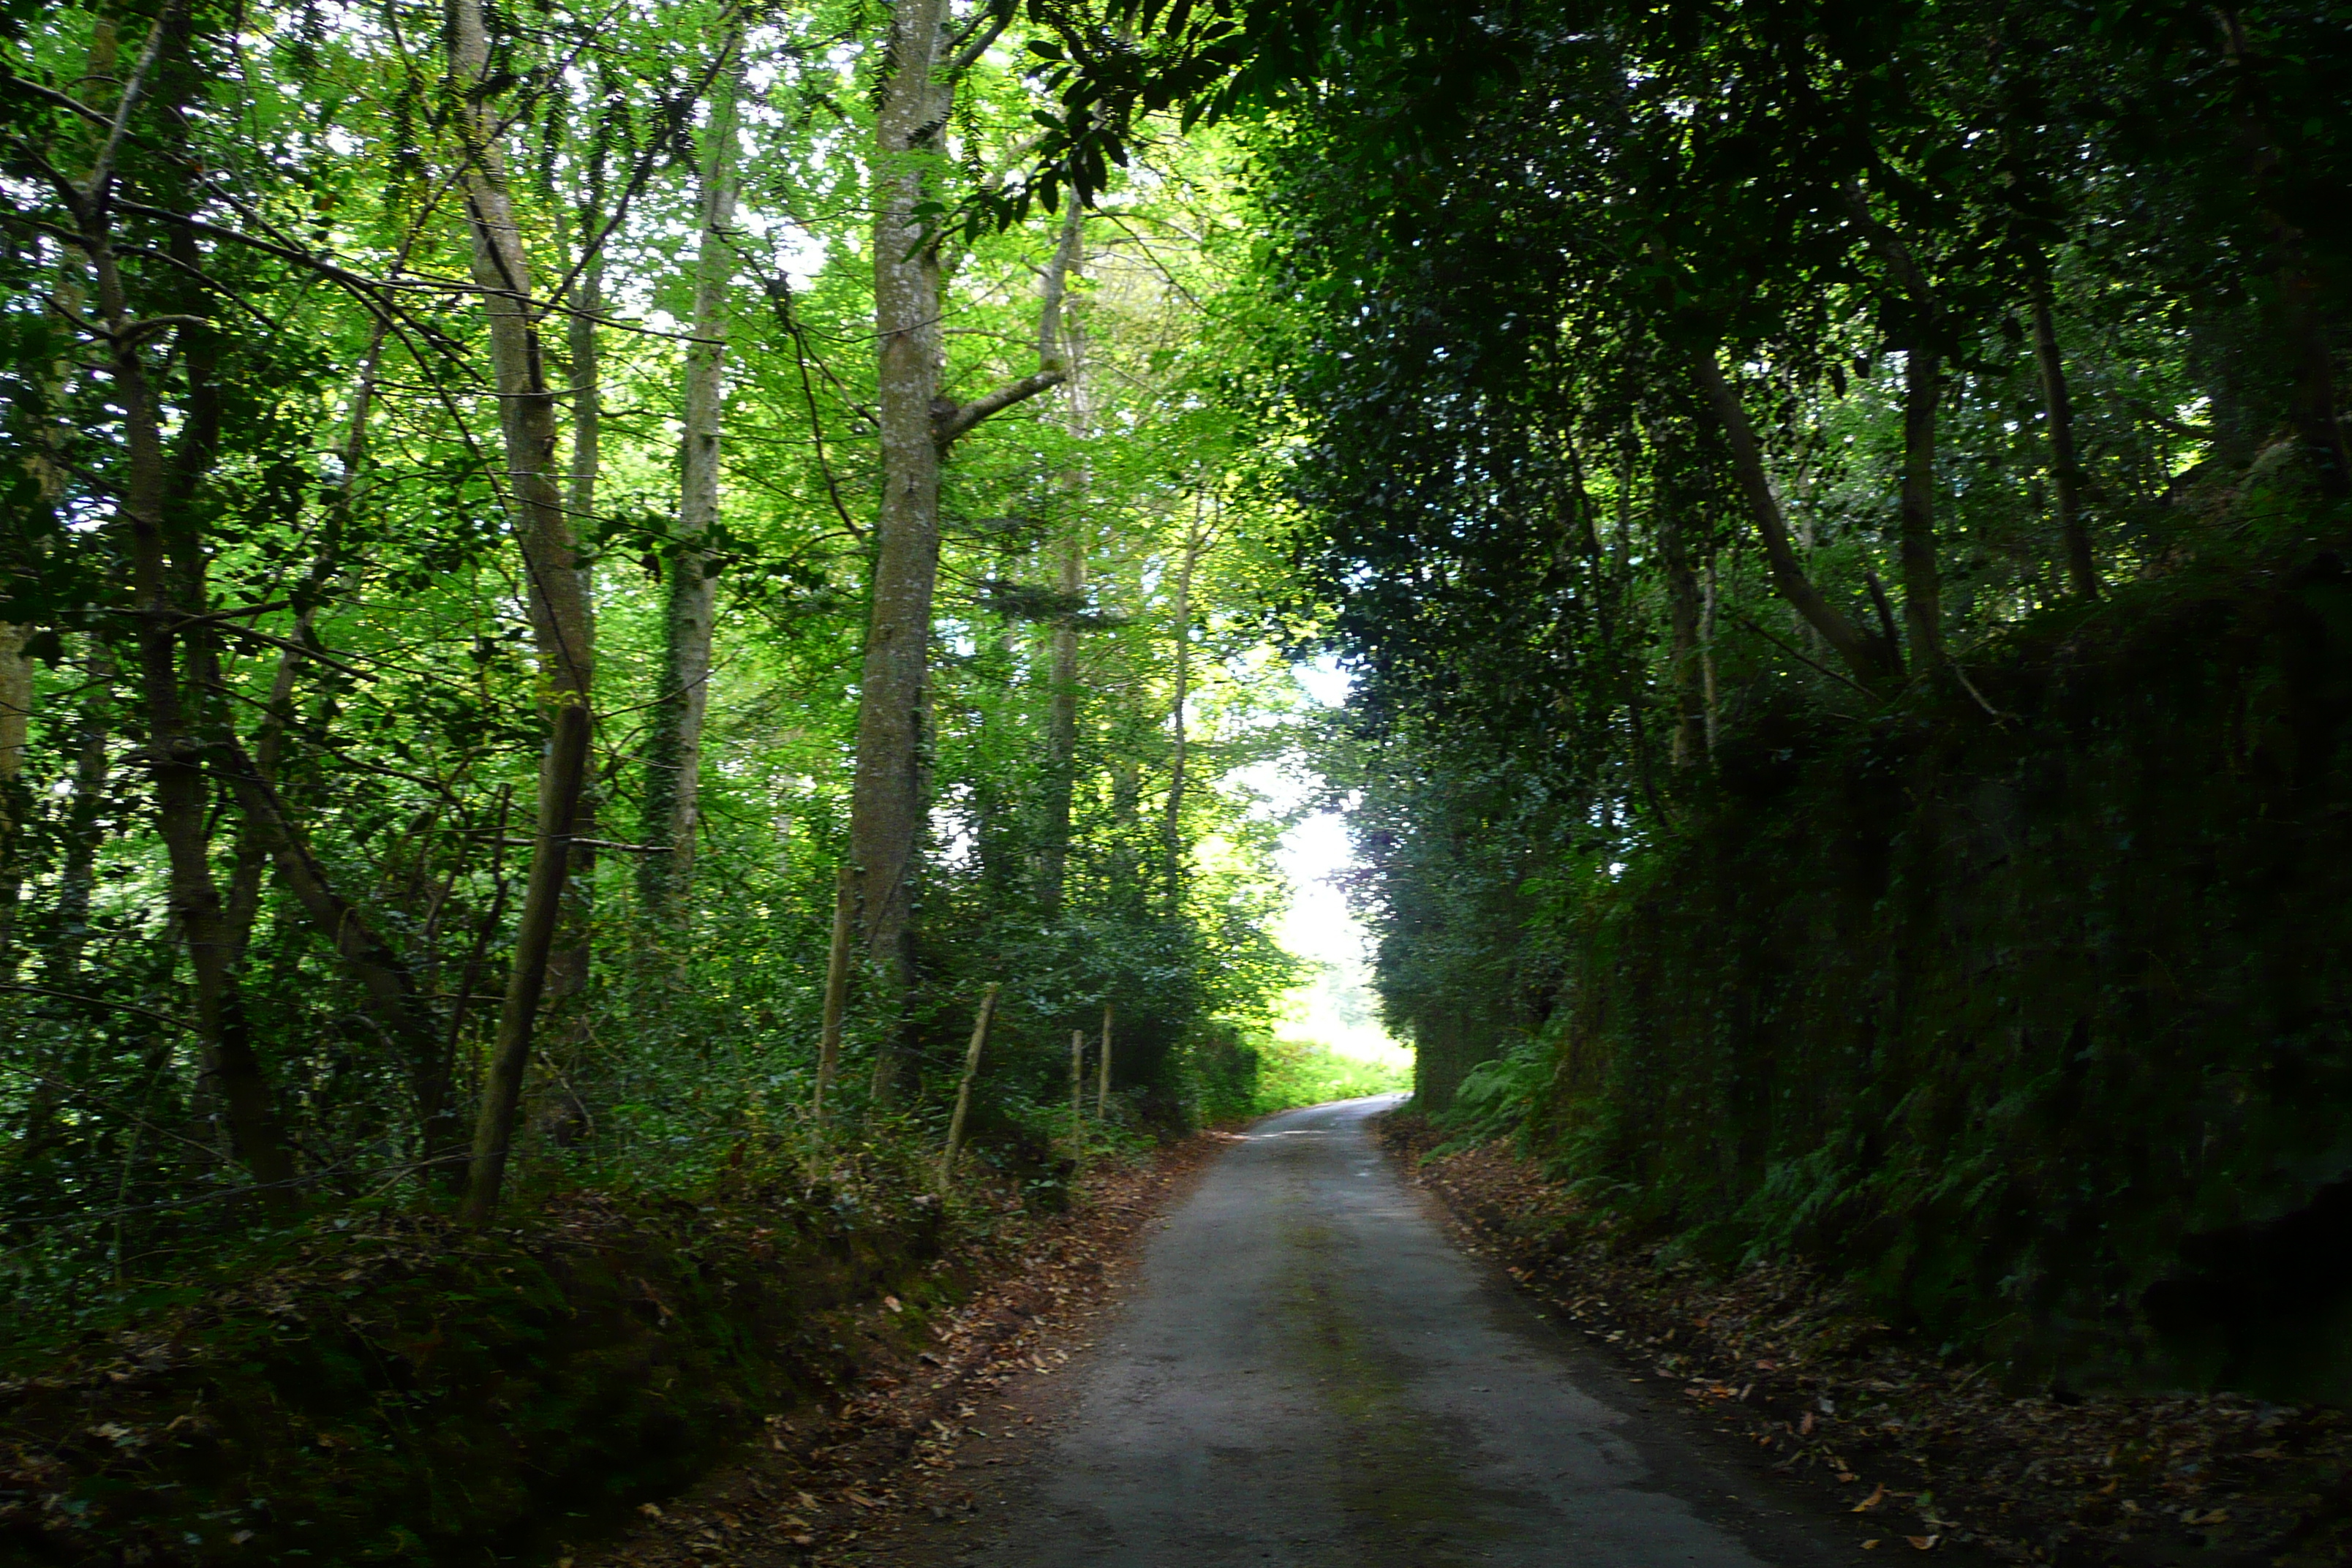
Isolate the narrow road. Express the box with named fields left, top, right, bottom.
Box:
left=956, top=1096, right=1854, bottom=1567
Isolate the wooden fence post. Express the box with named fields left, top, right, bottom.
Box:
left=814, top=865, right=853, bottom=1129
left=1097, top=1001, right=1112, bottom=1117
left=1069, top=1028, right=1085, bottom=1161
left=938, top=983, right=999, bottom=1190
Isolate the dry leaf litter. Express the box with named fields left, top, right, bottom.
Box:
left=560, top=1136, right=1224, bottom=1568
left=1384, top=1117, right=2352, bottom=1568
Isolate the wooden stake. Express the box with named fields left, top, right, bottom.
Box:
left=1097, top=1001, right=1112, bottom=1118
left=938, top=983, right=998, bottom=1190
left=814, top=865, right=853, bottom=1127
left=1069, top=1028, right=1085, bottom=1160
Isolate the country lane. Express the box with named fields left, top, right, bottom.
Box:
left=950, top=1094, right=1866, bottom=1567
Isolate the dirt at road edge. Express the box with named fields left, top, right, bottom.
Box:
left=558, top=1134, right=1235, bottom=1568
left=1384, top=1116, right=2352, bottom=1568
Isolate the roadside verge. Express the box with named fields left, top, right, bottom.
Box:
left=565, top=1134, right=1229, bottom=1568
left=1383, top=1115, right=2352, bottom=1567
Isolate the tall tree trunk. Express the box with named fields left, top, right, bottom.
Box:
left=1036, top=205, right=1091, bottom=917
left=2216, top=8, right=2351, bottom=499
left=851, top=9, right=1071, bottom=1097
left=45, top=649, right=113, bottom=987
left=1163, top=508, right=1205, bottom=902
left=549, top=157, right=605, bottom=1029
left=108, top=264, right=290, bottom=1193
left=1689, top=352, right=1893, bottom=685
left=1700, top=558, right=1720, bottom=757
left=850, top=0, right=955, bottom=1066
left=2, top=0, right=124, bottom=972
left=448, top=0, right=596, bottom=1224
left=0, top=622, right=27, bottom=974
left=1038, top=522, right=1086, bottom=914
left=69, top=1, right=294, bottom=1193
left=2028, top=280, right=2097, bottom=599
left=1899, top=348, right=1946, bottom=673
left=642, top=37, right=743, bottom=929
left=1659, top=502, right=1703, bottom=767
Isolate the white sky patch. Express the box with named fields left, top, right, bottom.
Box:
left=1242, top=658, right=1411, bottom=1068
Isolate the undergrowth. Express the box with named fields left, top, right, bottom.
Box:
left=0, top=1140, right=1038, bottom=1567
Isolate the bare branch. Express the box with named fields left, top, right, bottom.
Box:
left=87, top=0, right=183, bottom=203
left=934, top=367, right=1067, bottom=445
left=945, top=0, right=1015, bottom=79
left=0, top=73, right=113, bottom=128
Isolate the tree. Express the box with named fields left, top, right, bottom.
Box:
left=642, top=28, right=746, bottom=932
left=851, top=0, right=1077, bottom=1093
left=450, top=0, right=598, bottom=1222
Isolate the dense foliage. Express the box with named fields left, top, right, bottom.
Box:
left=1240, top=0, right=2352, bottom=1394
left=0, top=0, right=1316, bottom=1319
left=7, top=0, right=2347, bottom=1466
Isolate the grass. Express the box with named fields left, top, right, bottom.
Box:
left=1253, top=1037, right=1410, bottom=1114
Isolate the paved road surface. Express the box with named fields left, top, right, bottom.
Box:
left=963, top=1096, right=1853, bottom=1568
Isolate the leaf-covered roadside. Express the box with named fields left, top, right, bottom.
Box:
left=562, top=1135, right=1227, bottom=1568
left=1383, top=1118, right=2352, bottom=1568
left=0, top=1136, right=1212, bottom=1568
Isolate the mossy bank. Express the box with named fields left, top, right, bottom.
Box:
left=1417, top=534, right=2352, bottom=1404
left=0, top=1170, right=954, bottom=1566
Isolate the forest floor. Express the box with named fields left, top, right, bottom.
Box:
left=1386, top=1118, right=2352, bottom=1568
left=559, top=1131, right=1232, bottom=1568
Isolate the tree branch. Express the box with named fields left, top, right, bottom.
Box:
left=934, top=367, right=1067, bottom=445
left=0, top=72, right=113, bottom=128
left=86, top=0, right=181, bottom=203
left=935, top=200, right=1084, bottom=447
left=945, top=1, right=1014, bottom=79
left=1689, top=350, right=1893, bottom=686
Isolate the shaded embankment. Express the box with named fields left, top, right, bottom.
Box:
left=3, top=1174, right=945, bottom=1565
left=1437, top=552, right=2352, bottom=1399
left=565, top=1136, right=1227, bottom=1568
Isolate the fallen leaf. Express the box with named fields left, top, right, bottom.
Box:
left=1801, top=1411, right=1817, bottom=1436
left=1853, top=1485, right=1888, bottom=1513
left=1904, top=1535, right=1940, bottom=1550
left=1862, top=1539, right=1881, bottom=1550
left=885, top=1296, right=902, bottom=1313
left=638, top=1503, right=663, bottom=1519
